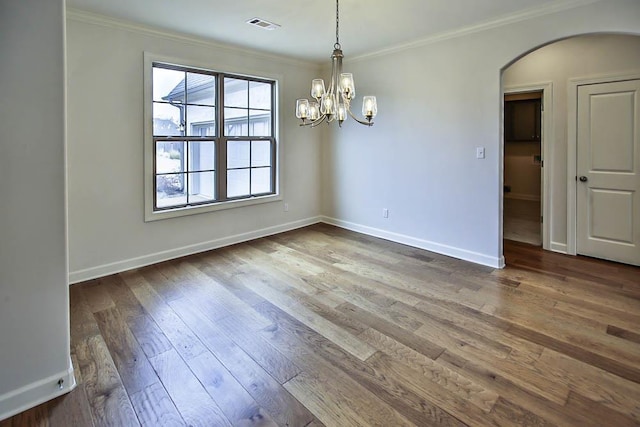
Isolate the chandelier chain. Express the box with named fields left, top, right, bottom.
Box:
left=335, top=0, right=340, bottom=48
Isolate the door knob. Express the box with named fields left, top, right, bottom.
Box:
left=579, top=176, right=588, bottom=182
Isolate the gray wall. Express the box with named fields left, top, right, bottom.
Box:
left=321, top=0, right=640, bottom=266
left=0, top=0, right=74, bottom=420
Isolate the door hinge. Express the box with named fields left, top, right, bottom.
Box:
left=541, top=216, right=543, bottom=224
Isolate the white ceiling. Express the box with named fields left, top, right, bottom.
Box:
left=66, top=0, right=595, bottom=62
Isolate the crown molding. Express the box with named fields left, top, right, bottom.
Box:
left=65, top=8, right=319, bottom=69
left=349, top=0, right=601, bottom=62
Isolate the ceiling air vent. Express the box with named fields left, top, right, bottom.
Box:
left=246, top=17, right=281, bottom=31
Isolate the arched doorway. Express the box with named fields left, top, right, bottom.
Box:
left=501, top=33, right=640, bottom=265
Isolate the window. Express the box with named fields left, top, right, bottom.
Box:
left=146, top=57, right=278, bottom=220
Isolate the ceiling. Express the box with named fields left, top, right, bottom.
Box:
left=66, top=0, right=595, bottom=62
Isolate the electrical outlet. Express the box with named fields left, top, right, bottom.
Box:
left=383, top=208, right=389, bottom=218
left=284, top=203, right=289, bottom=212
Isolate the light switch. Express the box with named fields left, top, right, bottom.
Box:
left=476, top=147, right=485, bottom=159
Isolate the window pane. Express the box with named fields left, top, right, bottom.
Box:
left=156, top=141, right=185, bottom=174
left=225, top=107, right=248, bottom=136
left=156, top=173, right=186, bottom=208
left=249, top=81, right=271, bottom=110
left=186, top=72, right=215, bottom=106
left=153, top=102, right=182, bottom=136
left=227, top=140, right=250, bottom=169
left=251, top=167, right=271, bottom=194
left=188, top=141, right=215, bottom=171
left=187, top=105, right=215, bottom=136
left=224, top=78, right=248, bottom=108
left=188, top=171, right=216, bottom=203
left=249, top=110, right=271, bottom=136
left=153, top=67, right=185, bottom=102
left=251, top=140, right=271, bottom=167
left=227, top=169, right=250, bottom=198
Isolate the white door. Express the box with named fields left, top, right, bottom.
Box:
left=577, top=79, right=640, bottom=266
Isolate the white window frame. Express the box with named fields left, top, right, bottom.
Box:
left=144, top=52, right=282, bottom=222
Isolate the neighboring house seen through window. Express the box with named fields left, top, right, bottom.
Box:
left=151, top=62, right=276, bottom=213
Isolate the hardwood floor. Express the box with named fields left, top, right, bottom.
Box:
left=2, top=224, right=640, bottom=426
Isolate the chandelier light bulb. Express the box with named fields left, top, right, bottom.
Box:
left=296, top=99, right=309, bottom=119
left=311, top=79, right=326, bottom=99
left=340, top=73, right=355, bottom=99
left=321, top=93, right=337, bottom=115
left=309, top=102, right=320, bottom=120
left=362, top=96, right=377, bottom=120
left=337, top=103, right=347, bottom=123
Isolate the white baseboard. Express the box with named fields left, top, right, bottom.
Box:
left=550, top=242, right=568, bottom=253
left=320, top=216, right=504, bottom=269
left=69, top=216, right=322, bottom=284
left=504, top=193, right=541, bottom=202
left=0, top=359, right=76, bottom=422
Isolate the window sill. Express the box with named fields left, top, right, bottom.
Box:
left=144, top=193, right=282, bottom=222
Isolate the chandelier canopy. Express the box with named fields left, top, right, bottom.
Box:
left=295, top=0, right=377, bottom=127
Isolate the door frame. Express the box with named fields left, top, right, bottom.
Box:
left=567, top=70, right=640, bottom=256
left=503, top=82, right=553, bottom=251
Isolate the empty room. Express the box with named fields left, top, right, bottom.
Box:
left=1, top=0, right=640, bottom=426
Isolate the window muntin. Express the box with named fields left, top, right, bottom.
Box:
left=151, top=63, right=276, bottom=212
left=226, top=140, right=273, bottom=199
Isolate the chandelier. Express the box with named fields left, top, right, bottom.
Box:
left=295, top=0, right=377, bottom=127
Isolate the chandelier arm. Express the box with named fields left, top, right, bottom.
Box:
left=311, top=115, right=328, bottom=128
left=346, top=107, right=374, bottom=126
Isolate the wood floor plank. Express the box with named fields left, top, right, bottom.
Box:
left=255, top=301, right=466, bottom=427
left=358, top=328, right=499, bottom=413
left=148, top=349, right=232, bottom=427
left=607, top=324, right=640, bottom=345
left=46, top=387, right=95, bottom=427
left=168, top=297, right=316, bottom=427
left=129, top=382, right=185, bottom=427
left=564, top=391, right=638, bottom=427
left=437, top=351, right=591, bottom=426
left=185, top=351, right=279, bottom=427
left=81, top=279, right=116, bottom=313
left=120, top=270, right=208, bottom=361
left=336, top=302, right=444, bottom=360
left=171, top=260, right=273, bottom=330
left=215, top=314, right=302, bottom=384
left=284, top=370, right=415, bottom=427
left=93, top=308, right=158, bottom=396
left=534, top=349, right=640, bottom=421
left=366, top=351, right=509, bottom=426
left=74, top=335, right=139, bottom=427
left=221, top=259, right=377, bottom=361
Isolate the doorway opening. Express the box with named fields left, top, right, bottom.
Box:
left=503, top=90, right=543, bottom=246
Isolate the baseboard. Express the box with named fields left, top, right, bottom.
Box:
left=504, top=193, right=541, bottom=202
left=320, top=216, right=504, bottom=269
left=0, top=359, right=76, bottom=422
left=550, top=242, right=568, bottom=253
left=69, top=216, right=323, bottom=284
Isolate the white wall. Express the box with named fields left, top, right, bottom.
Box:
left=504, top=33, right=640, bottom=250
left=322, top=0, right=640, bottom=267
left=66, top=12, right=322, bottom=281
left=0, top=0, right=75, bottom=420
